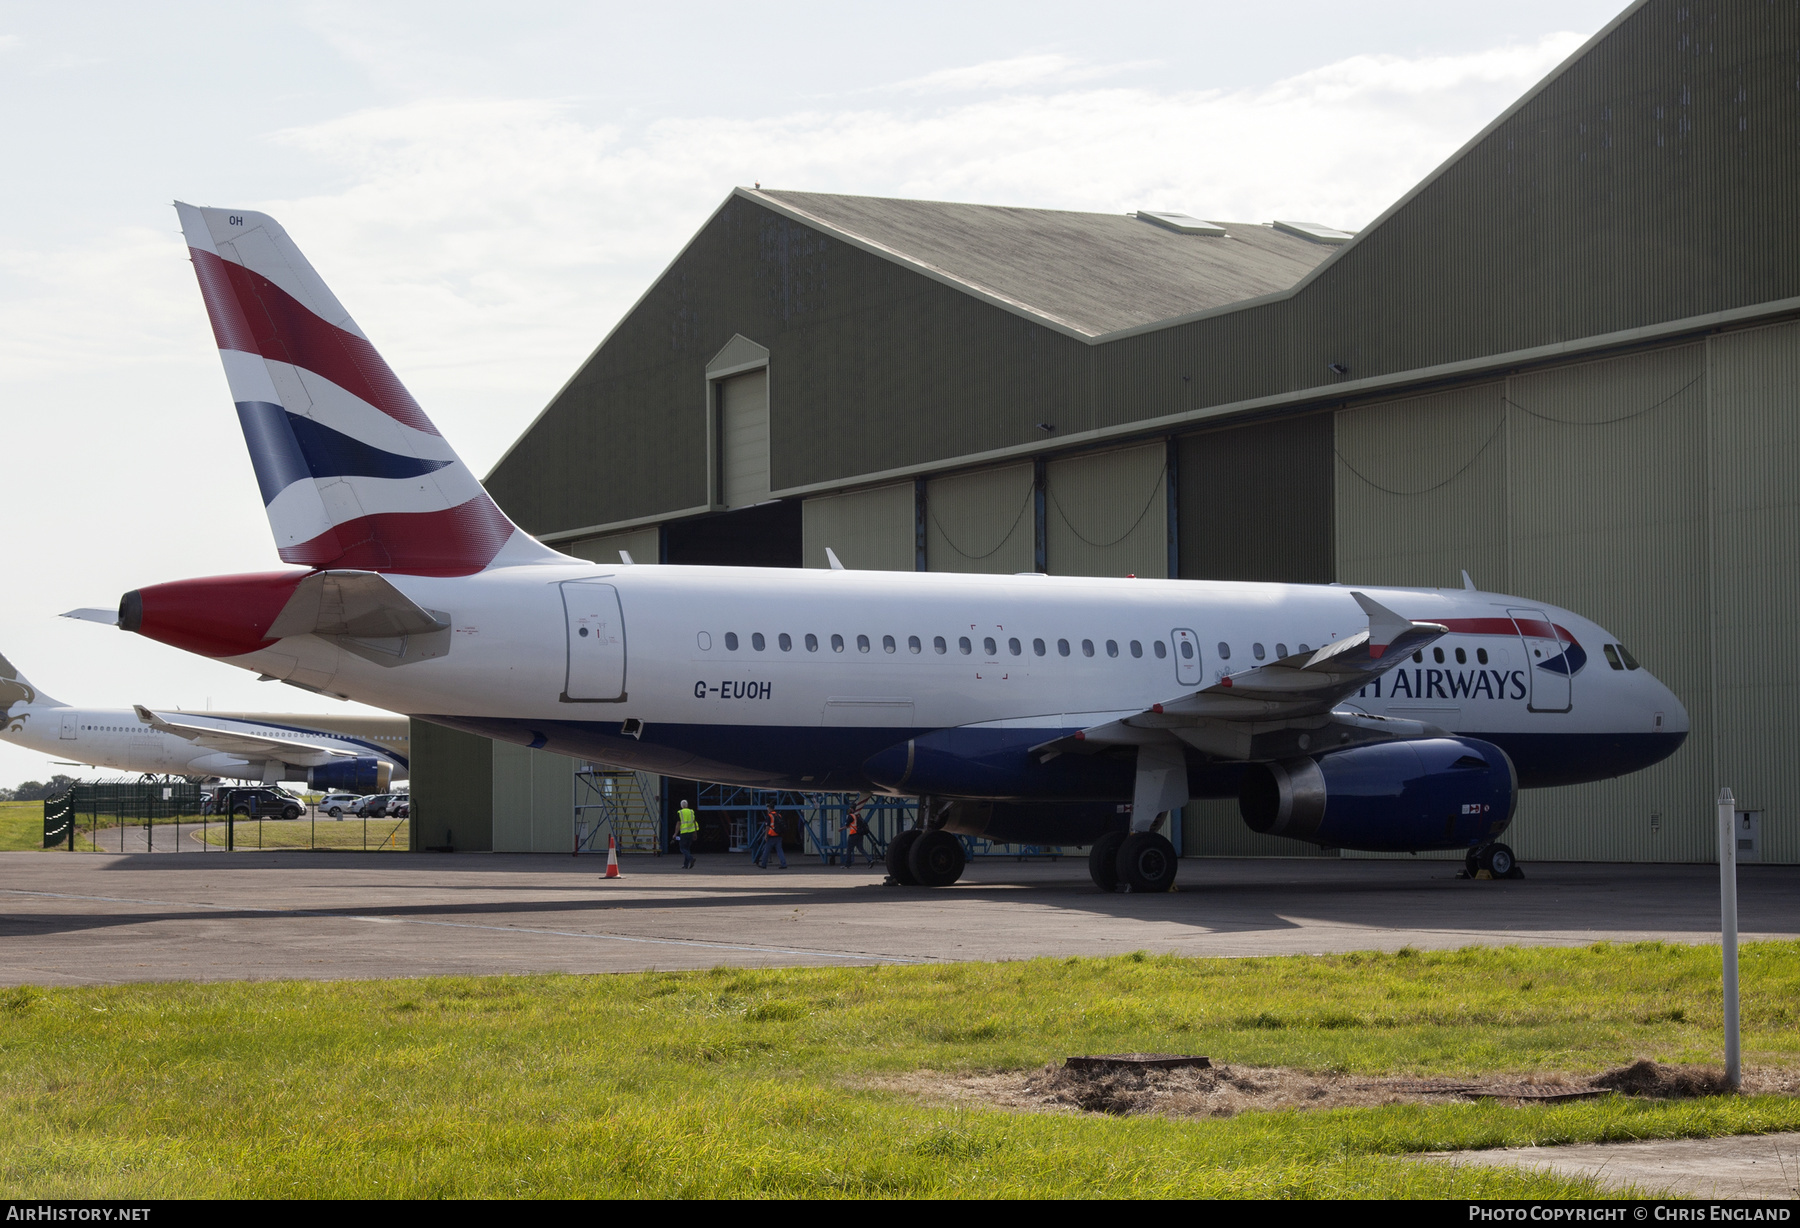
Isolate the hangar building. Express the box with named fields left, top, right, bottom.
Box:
left=414, top=0, right=1800, bottom=866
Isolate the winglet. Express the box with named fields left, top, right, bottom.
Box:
left=1351, top=592, right=1414, bottom=659
left=1461, top=569, right=1476, bottom=591
left=826, top=547, right=846, bottom=571
left=619, top=550, right=635, bottom=565
left=60, top=608, right=119, bottom=626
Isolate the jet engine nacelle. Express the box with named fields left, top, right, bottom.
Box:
left=1238, top=737, right=1516, bottom=853
left=305, top=758, right=393, bottom=794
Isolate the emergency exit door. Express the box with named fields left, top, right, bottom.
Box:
left=561, top=582, right=627, bottom=702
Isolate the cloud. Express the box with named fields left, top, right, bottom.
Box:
left=0, top=32, right=1587, bottom=474
left=885, top=52, right=1143, bottom=95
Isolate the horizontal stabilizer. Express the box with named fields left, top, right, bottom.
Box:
left=60, top=608, right=118, bottom=626
left=265, top=571, right=447, bottom=640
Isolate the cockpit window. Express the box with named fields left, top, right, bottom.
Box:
left=1616, top=643, right=1640, bottom=670
left=1603, top=644, right=1624, bottom=670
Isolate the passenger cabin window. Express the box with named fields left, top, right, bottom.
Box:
left=1433, top=647, right=1444, bottom=664
left=1276, top=643, right=1288, bottom=658
left=1617, top=644, right=1641, bottom=670
left=1032, top=638, right=1046, bottom=656
left=1477, top=647, right=1488, bottom=665
left=1059, top=639, right=1071, bottom=657
left=882, top=635, right=896, bottom=653
left=779, top=633, right=792, bottom=651
left=1214, top=642, right=1228, bottom=660
left=1081, top=639, right=1094, bottom=657
left=1153, top=641, right=1167, bottom=659
left=698, top=632, right=712, bottom=650
left=1297, top=643, right=1310, bottom=653
left=857, top=635, right=871, bottom=653
left=1454, top=647, right=1465, bottom=664
left=908, top=636, right=922, bottom=654
left=1253, top=643, right=1265, bottom=660
left=1603, top=644, right=1624, bottom=670
left=1412, top=650, right=1423, bottom=663
left=805, top=633, right=818, bottom=652
left=725, top=632, right=739, bottom=651
left=1106, top=640, right=1118, bottom=658
left=1008, top=638, right=1022, bottom=656
left=1129, top=641, right=1142, bottom=658
left=983, top=637, right=997, bottom=656
left=933, top=636, right=946, bottom=654
left=831, top=634, right=845, bottom=652
left=1179, top=641, right=1194, bottom=660
left=959, top=637, right=972, bottom=655
left=751, top=632, right=765, bottom=651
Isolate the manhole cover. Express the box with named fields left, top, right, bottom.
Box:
left=1064, top=1054, right=1211, bottom=1073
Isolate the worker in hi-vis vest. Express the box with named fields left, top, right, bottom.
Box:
left=842, top=800, right=868, bottom=870
left=676, top=800, right=699, bottom=869
left=756, top=803, right=788, bottom=870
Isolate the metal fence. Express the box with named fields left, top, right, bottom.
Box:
left=41, top=779, right=409, bottom=853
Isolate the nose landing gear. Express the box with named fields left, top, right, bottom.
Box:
left=1465, top=842, right=1523, bottom=880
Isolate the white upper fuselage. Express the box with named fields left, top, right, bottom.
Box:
left=215, top=564, right=1686, bottom=789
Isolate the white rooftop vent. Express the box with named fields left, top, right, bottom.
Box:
left=1272, top=219, right=1355, bottom=246
left=1136, top=211, right=1227, bottom=236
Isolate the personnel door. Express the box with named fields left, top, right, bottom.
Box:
left=1507, top=607, right=1571, bottom=713
left=561, top=582, right=627, bottom=702
left=1171, top=628, right=1204, bottom=686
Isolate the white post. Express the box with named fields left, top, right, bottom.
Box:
left=1717, top=786, right=1742, bottom=1091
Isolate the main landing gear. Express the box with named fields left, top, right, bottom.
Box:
left=1464, top=842, right=1523, bottom=880
left=886, top=828, right=967, bottom=888
left=1087, top=828, right=1178, bottom=894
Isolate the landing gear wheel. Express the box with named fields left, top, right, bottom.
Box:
left=1477, top=843, right=1517, bottom=878
left=886, top=829, right=922, bottom=885
left=1117, top=831, right=1178, bottom=894
left=1088, top=830, right=1126, bottom=893
left=908, top=830, right=967, bottom=887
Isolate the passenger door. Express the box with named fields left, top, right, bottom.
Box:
left=1171, top=628, right=1204, bottom=687
left=561, top=582, right=627, bottom=702
left=1507, top=607, right=1571, bottom=713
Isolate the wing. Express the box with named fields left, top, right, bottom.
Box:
left=134, top=706, right=357, bottom=765
left=1035, top=592, right=1449, bottom=762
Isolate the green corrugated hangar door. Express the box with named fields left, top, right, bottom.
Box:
left=1045, top=443, right=1167, bottom=578
left=718, top=369, right=770, bottom=510
left=801, top=483, right=914, bottom=571
left=926, top=464, right=1034, bottom=574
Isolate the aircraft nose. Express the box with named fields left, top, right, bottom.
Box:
left=1649, top=671, right=1689, bottom=735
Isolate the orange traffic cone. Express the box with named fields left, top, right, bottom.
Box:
left=603, top=834, right=621, bottom=879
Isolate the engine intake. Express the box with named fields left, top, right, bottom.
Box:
left=1240, top=737, right=1516, bottom=853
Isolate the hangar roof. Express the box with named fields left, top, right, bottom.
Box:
left=752, top=189, right=1338, bottom=337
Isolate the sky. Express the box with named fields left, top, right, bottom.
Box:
left=0, top=0, right=1625, bottom=787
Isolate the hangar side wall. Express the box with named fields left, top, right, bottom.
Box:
left=568, top=526, right=662, bottom=566
left=492, top=743, right=583, bottom=853
left=409, top=719, right=494, bottom=852
left=1331, top=325, right=1800, bottom=865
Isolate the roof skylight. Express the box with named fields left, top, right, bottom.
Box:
left=1272, top=220, right=1355, bottom=245
left=1136, top=211, right=1227, bottom=236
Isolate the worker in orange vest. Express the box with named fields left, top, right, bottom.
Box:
left=842, top=801, right=868, bottom=870
left=756, top=803, right=788, bottom=870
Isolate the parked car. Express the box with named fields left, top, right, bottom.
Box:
left=353, top=793, right=397, bottom=818
left=217, top=787, right=304, bottom=821
left=390, top=796, right=410, bottom=818
left=319, top=793, right=362, bottom=819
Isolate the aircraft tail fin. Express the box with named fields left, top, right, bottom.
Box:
left=0, top=652, right=59, bottom=715
left=172, top=203, right=565, bottom=576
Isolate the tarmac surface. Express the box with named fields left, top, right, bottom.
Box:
left=1, top=850, right=1795, bottom=985
left=1436, top=1131, right=1800, bottom=1199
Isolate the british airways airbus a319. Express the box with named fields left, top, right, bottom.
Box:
left=69, top=204, right=1688, bottom=891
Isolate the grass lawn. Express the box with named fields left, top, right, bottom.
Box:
left=0, top=801, right=50, bottom=851
left=2, top=942, right=1797, bottom=1198
left=193, top=816, right=409, bottom=850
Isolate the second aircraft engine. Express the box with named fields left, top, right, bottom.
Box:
left=1237, top=736, right=1516, bottom=853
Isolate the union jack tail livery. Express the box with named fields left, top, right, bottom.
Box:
left=175, top=203, right=560, bottom=576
